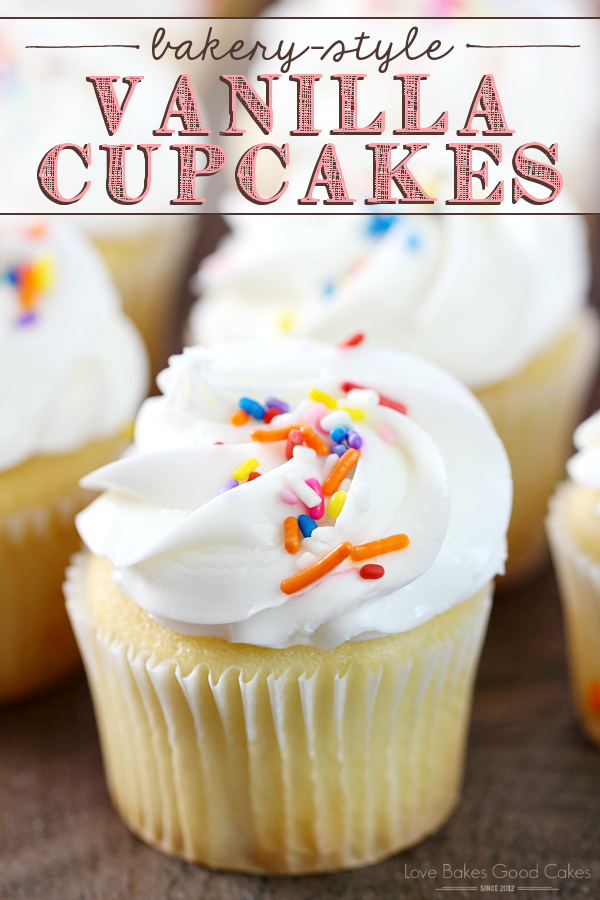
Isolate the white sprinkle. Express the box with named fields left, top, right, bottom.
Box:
left=340, top=478, right=352, bottom=492
left=272, top=412, right=295, bottom=428
left=322, top=453, right=339, bottom=478
left=320, top=409, right=352, bottom=432
left=293, top=444, right=317, bottom=463
left=353, top=483, right=370, bottom=513
left=295, top=551, right=316, bottom=570
left=285, top=472, right=321, bottom=507
left=346, top=388, right=379, bottom=409
left=312, top=526, right=336, bottom=543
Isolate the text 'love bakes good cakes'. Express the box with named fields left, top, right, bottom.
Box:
left=0, top=216, right=148, bottom=703
left=66, top=337, right=511, bottom=873
left=190, top=214, right=599, bottom=584
left=547, top=412, right=600, bottom=750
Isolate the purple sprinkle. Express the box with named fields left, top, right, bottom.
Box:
left=16, top=311, right=37, bottom=327
left=265, top=396, right=289, bottom=414
left=333, top=443, right=347, bottom=457
left=347, top=431, right=363, bottom=450
left=218, top=478, right=239, bottom=495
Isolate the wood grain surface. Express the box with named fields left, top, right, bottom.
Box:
left=1, top=216, right=599, bottom=900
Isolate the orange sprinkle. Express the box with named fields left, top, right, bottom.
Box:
left=281, top=542, right=352, bottom=595
left=587, top=680, right=600, bottom=716
left=299, top=424, right=330, bottom=456
left=321, top=448, right=360, bottom=496
left=231, top=410, right=250, bottom=426
left=351, top=534, right=410, bottom=562
left=20, top=268, right=36, bottom=310
left=250, top=424, right=301, bottom=442
left=284, top=517, right=300, bottom=555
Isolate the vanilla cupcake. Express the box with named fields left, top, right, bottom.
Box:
left=190, top=214, right=598, bottom=583
left=67, top=338, right=511, bottom=872
left=0, top=216, right=148, bottom=703
left=547, top=412, right=600, bottom=749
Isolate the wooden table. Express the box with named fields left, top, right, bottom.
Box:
left=1, top=217, right=599, bottom=900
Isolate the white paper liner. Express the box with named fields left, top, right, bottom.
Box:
left=477, top=307, right=600, bottom=583
left=0, top=486, right=93, bottom=701
left=66, top=552, right=492, bottom=874
left=546, top=484, right=600, bottom=747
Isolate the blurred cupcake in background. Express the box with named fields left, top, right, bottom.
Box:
left=0, top=216, right=148, bottom=703
left=190, top=214, right=599, bottom=583
left=0, top=9, right=211, bottom=377
left=223, top=0, right=600, bottom=214
left=547, top=413, right=600, bottom=750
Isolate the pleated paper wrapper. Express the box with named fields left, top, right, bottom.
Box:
left=66, top=552, right=492, bottom=874
left=0, top=486, right=93, bottom=702
left=477, top=307, right=600, bottom=585
left=547, top=484, right=600, bottom=749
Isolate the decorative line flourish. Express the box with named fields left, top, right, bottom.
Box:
left=25, top=44, right=140, bottom=49
left=466, top=43, right=580, bottom=48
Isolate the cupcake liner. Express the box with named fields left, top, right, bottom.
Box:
left=477, top=308, right=600, bottom=584
left=546, top=485, right=600, bottom=748
left=66, top=552, right=492, bottom=874
left=0, top=486, right=92, bottom=702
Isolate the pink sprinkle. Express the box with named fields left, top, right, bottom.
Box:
left=379, top=423, right=395, bottom=444
left=280, top=489, right=299, bottom=505
left=305, top=477, right=324, bottom=519
left=303, top=402, right=329, bottom=434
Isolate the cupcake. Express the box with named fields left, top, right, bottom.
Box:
left=547, top=412, right=600, bottom=749
left=0, top=216, right=148, bottom=703
left=190, top=214, right=599, bottom=583
left=0, top=13, right=206, bottom=377
left=67, top=338, right=511, bottom=873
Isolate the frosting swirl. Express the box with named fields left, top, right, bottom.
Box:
left=567, top=411, right=600, bottom=501
left=0, top=216, right=149, bottom=471
left=77, top=339, right=512, bottom=649
left=190, top=214, right=589, bottom=390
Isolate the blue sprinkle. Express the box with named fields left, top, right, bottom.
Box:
left=330, top=427, right=349, bottom=444
left=333, top=443, right=347, bottom=457
left=6, top=268, right=18, bottom=285
left=406, top=233, right=421, bottom=251
left=218, top=478, right=239, bottom=495
left=367, top=215, right=400, bottom=237
left=323, top=279, right=336, bottom=298
left=298, top=515, right=317, bottom=538
left=265, top=396, right=289, bottom=414
left=239, top=397, right=265, bottom=420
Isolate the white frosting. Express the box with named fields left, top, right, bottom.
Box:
left=77, top=339, right=512, bottom=649
left=0, top=216, right=149, bottom=471
left=567, top=412, right=600, bottom=503
left=190, top=214, right=589, bottom=390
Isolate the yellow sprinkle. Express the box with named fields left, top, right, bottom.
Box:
left=277, top=311, right=295, bottom=333
left=232, top=457, right=259, bottom=481
left=309, top=388, right=337, bottom=409
left=327, top=491, right=346, bottom=519
left=339, top=407, right=365, bottom=421
left=31, top=254, right=54, bottom=292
